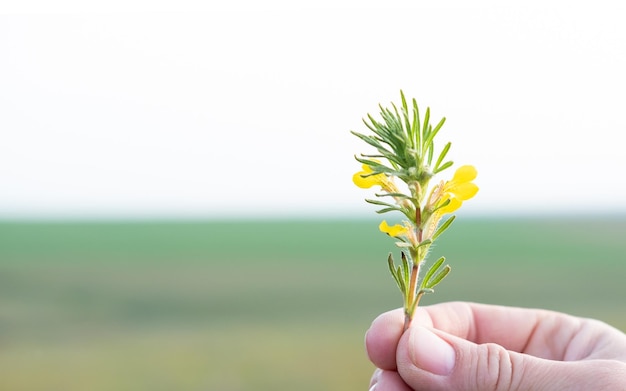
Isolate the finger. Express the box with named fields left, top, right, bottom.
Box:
left=370, top=302, right=589, bottom=359
left=418, top=302, right=626, bottom=360
left=365, top=309, right=405, bottom=370
left=396, top=325, right=626, bottom=391
left=417, top=301, right=551, bottom=353
left=365, top=302, right=540, bottom=370
left=369, top=368, right=381, bottom=389
left=370, top=369, right=413, bottom=391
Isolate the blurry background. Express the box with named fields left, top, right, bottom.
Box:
left=1, top=1, right=625, bottom=390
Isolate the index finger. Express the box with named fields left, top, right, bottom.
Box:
left=366, top=301, right=583, bottom=370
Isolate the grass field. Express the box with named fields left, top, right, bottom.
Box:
left=1, top=216, right=625, bottom=390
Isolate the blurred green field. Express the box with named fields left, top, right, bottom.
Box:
left=1, top=216, right=625, bottom=390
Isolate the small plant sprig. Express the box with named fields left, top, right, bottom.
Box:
left=352, top=91, right=478, bottom=330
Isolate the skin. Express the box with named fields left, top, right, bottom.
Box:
left=365, top=302, right=626, bottom=391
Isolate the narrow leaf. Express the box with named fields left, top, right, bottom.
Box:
left=375, top=207, right=403, bottom=214
left=416, top=238, right=432, bottom=249
left=364, top=199, right=397, bottom=207
left=427, top=137, right=434, bottom=165
left=422, top=107, right=431, bottom=141
left=400, top=91, right=413, bottom=147
left=413, top=99, right=421, bottom=148
left=432, top=215, right=456, bottom=241
left=420, top=256, right=445, bottom=289
left=374, top=192, right=413, bottom=199
left=426, top=265, right=451, bottom=289
left=396, top=265, right=406, bottom=292
left=434, top=160, right=454, bottom=174
left=401, top=251, right=411, bottom=292
left=388, top=253, right=403, bottom=291
left=434, top=142, right=451, bottom=171
left=423, top=117, right=446, bottom=162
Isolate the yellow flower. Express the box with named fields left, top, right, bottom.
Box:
left=353, top=163, right=398, bottom=193
left=379, top=220, right=409, bottom=237
left=436, top=165, right=479, bottom=214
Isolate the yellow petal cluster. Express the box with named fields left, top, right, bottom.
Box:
left=352, top=164, right=398, bottom=193
left=436, top=165, right=479, bottom=214
left=379, top=220, right=409, bottom=237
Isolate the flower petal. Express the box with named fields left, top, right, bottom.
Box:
left=438, top=197, right=462, bottom=214
left=452, top=165, right=477, bottom=183
left=361, top=164, right=374, bottom=174
left=353, top=171, right=374, bottom=188
left=379, top=220, right=408, bottom=237
left=449, top=182, right=479, bottom=200
left=353, top=164, right=381, bottom=188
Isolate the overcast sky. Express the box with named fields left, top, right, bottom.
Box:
left=1, top=2, right=625, bottom=219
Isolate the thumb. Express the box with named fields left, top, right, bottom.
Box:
left=396, top=325, right=623, bottom=391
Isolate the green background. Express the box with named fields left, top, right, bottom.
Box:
left=1, top=216, right=625, bottom=390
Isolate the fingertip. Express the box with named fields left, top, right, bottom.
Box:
left=369, top=368, right=382, bottom=388
left=407, top=326, right=456, bottom=376
left=373, top=370, right=414, bottom=391
left=365, top=309, right=405, bottom=370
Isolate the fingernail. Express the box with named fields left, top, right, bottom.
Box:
left=368, top=385, right=376, bottom=391
left=409, top=326, right=455, bottom=375
left=369, top=367, right=381, bottom=388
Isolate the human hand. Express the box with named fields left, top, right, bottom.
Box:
left=365, top=302, right=626, bottom=390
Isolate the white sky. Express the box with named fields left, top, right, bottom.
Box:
left=1, top=1, right=625, bottom=219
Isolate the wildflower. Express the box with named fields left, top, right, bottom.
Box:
left=352, top=164, right=399, bottom=194
left=379, top=220, right=409, bottom=237
left=351, top=91, right=478, bottom=330
left=434, top=165, right=479, bottom=214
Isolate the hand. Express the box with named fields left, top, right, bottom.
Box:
left=365, top=302, right=626, bottom=390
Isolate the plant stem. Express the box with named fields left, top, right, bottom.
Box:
left=403, top=199, right=425, bottom=331
left=403, top=311, right=412, bottom=331
left=404, top=263, right=420, bottom=331
left=403, top=289, right=425, bottom=331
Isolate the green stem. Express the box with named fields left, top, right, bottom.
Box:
left=404, top=204, right=426, bottom=331
left=404, top=263, right=420, bottom=330
left=403, top=290, right=425, bottom=331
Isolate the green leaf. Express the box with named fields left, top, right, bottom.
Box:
left=364, top=114, right=385, bottom=133
left=375, top=207, right=403, bottom=215
left=412, top=98, right=421, bottom=149
left=363, top=199, right=405, bottom=214
left=423, top=117, right=446, bottom=163
left=422, top=107, right=431, bottom=145
left=360, top=153, right=403, bottom=167
left=387, top=253, right=397, bottom=275
left=362, top=116, right=404, bottom=156
left=374, top=192, right=412, bottom=199
left=401, top=251, right=411, bottom=292
left=400, top=91, right=413, bottom=148
left=426, top=117, right=446, bottom=145
left=420, top=256, right=445, bottom=289
left=378, top=108, right=406, bottom=149
left=433, top=198, right=451, bottom=213
left=434, top=142, right=451, bottom=171
left=351, top=132, right=387, bottom=153
left=364, top=199, right=397, bottom=207
left=425, top=265, right=451, bottom=289
left=427, top=137, right=434, bottom=165
left=387, top=253, right=404, bottom=292
left=434, top=160, right=454, bottom=174
left=354, top=156, right=402, bottom=176
left=416, top=238, right=432, bottom=249
left=432, top=215, right=456, bottom=241
left=396, top=265, right=406, bottom=292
